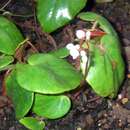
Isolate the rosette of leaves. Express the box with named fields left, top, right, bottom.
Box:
left=0, top=16, right=24, bottom=70
left=78, top=12, right=125, bottom=97
left=6, top=52, right=82, bottom=129
left=37, top=0, right=87, bottom=33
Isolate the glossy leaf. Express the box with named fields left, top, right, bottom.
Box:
left=33, top=94, right=71, bottom=119
left=37, top=0, right=87, bottom=33
left=19, top=117, right=45, bottom=130
left=6, top=71, right=34, bottom=118
left=79, top=12, right=125, bottom=97
left=16, top=54, right=82, bottom=94
left=0, top=55, right=14, bottom=69
left=0, top=16, right=24, bottom=55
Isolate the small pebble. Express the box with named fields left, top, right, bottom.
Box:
left=77, top=127, right=82, bottom=130
left=98, top=122, right=102, bottom=127
left=121, top=98, right=128, bottom=104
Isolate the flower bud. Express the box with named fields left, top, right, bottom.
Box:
left=86, top=31, right=91, bottom=40
left=76, top=30, right=86, bottom=39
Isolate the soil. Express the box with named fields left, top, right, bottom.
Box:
left=0, top=0, right=130, bottom=130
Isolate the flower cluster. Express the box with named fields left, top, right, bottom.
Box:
left=66, top=43, right=88, bottom=74
left=66, top=29, right=91, bottom=74
left=66, top=43, right=80, bottom=59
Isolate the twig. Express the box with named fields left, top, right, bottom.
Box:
left=16, top=38, right=39, bottom=53
left=87, top=96, right=101, bottom=103
left=0, top=64, right=14, bottom=72
left=91, top=21, right=98, bottom=30
left=15, top=38, right=38, bottom=62
left=15, top=37, right=29, bottom=51
left=26, top=40, right=39, bottom=53
left=0, top=0, right=12, bottom=10
left=43, top=32, right=57, bottom=50
left=33, top=8, right=45, bottom=52
left=14, top=38, right=29, bottom=62
left=33, top=5, right=57, bottom=51
left=0, top=0, right=33, bottom=18
left=2, top=11, right=33, bottom=18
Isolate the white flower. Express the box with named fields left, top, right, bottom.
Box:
left=66, top=43, right=75, bottom=50
left=69, top=49, right=80, bottom=59
left=86, top=31, right=91, bottom=40
left=75, top=44, right=80, bottom=50
left=80, top=51, right=88, bottom=62
left=80, top=50, right=86, bottom=57
left=66, top=43, right=80, bottom=59
left=75, top=30, right=86, bottom=39
left=80, top=50, right=88, bottom=75
left=66, top=43, right=88, bottom=75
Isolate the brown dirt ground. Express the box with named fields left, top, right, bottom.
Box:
left=0, top=0, right=130, bottom=130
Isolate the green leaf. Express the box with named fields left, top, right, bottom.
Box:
left=16, top=54, right=82, bottom=94
left=78, top=12, right=125, bottom=97
left=101, top=35, right=125, bottom=84
left=5, top=71, right=34, bottom=119
left=19, top=117, right=45, bottom=130
left=33, top=94, right=71, bottom=119
left=0, top=16, right=24, bottom=55
left=37, top=0, right=87, bottom=33
left=83, top=35, right=125, bottom=97
left=0, top=55, right=14, bottom=69
left=49, top=47, right=69, bottom=58
left=78, top=12, right=117, bottom=37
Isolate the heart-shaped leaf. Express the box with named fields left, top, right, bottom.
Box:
left=0, top=16, right=24, bottom=55
left=19, top=117, right=45, bottom=130
left=6, top=71, right=34, bottom=118
left=0, top=55, right=14, bottom=69
left=16, top=54, right=82, bottom=94
left=37, top=0, right=87, bottom=33
left=32, top=94, right=71, bottom=119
